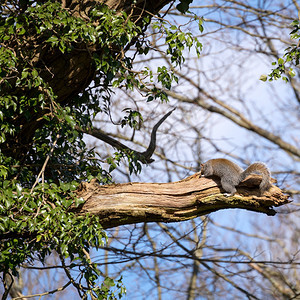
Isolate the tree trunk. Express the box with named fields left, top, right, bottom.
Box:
left=3, top=0, right=173, bottom=161
left=40, top=0, right=173, bottom=104
left=73, top=173, right=289, bottom=229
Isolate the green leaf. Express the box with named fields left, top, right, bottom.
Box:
left=259, top=74, right=268, bottom=82
left=176, top=0, right=192, bottom=14
left=104, top=277, right=116, bottom=288
left=75, top=197, right=85, bottom=207
left=288, top=68, right=296, bottom=77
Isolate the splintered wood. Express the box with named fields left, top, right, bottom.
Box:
left=73, top=173, right=290, bottom=228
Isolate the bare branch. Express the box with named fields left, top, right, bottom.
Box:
left=140, top=107, right=176, bottom=160
left=83, top=108, right=176, bottom=163
left=165, top=90, right=300, bottom=158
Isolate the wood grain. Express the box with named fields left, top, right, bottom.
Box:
left=73, top=173, right=290, bottom=228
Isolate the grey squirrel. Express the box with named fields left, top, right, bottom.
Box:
left=201, top=158, right=272, bottom=196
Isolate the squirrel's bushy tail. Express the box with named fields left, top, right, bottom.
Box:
left=240, top=162, right=272, bottom=194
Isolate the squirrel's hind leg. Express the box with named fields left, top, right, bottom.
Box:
left=220, top=178, right=237, bottom=196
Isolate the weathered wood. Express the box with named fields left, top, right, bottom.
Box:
left=74, top=173, right=290, bottom=228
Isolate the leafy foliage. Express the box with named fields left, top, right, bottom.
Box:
left=261, top=20, right=299, bottom=82
left=153, top=21, right=203, bottom=66
left=0, top=0, right=202, bottom=298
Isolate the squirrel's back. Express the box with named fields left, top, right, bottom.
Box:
left=201, top=158, right=243, bottom=186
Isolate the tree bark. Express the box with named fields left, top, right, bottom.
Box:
left=74, top=174, right=290, bottom=229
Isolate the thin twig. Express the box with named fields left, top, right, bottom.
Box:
left=30, top=133, right=60, bottom=194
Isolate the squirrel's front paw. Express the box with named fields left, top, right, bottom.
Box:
left=223, top=193, right=234, bottom=197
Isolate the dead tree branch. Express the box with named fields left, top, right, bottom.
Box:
left=73, top=173, right=290, bottom=229
left=84, top=108, right=176, bottom=163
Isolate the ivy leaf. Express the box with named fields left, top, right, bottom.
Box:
left=176, top=0, right=193, bottom=13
